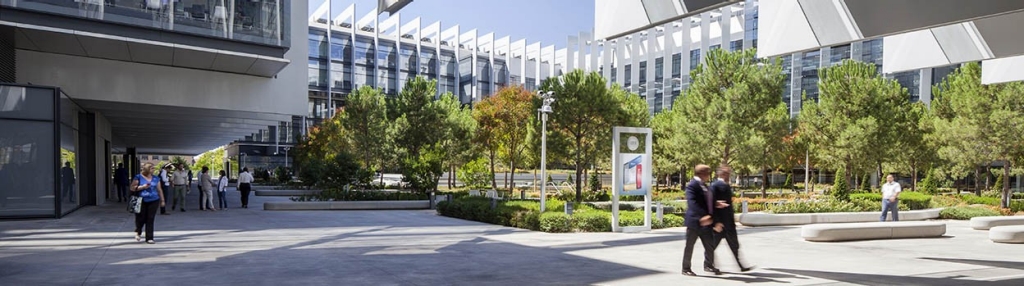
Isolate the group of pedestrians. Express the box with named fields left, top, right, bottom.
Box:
left=682, top=164, right=753, bottom=276
left=111, top=163, right=256, bottom=244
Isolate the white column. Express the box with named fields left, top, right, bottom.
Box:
left=395, top=13, right=404, bottom=92
left=646, top=28, right=656, bottom=113
left=567, top=36, right=577, bottom=71
left=578, top=32, right=587, bottom=72
left=663, top=22, right=675, bottom=110
left=700, top=12, right=711, bottom=60
left=720, top=7, right=731, bottom=51
left=631, top=37, right=640, bottom=93
left=919, top=68, right=933, bottom=106
left=680, top=18, right=692, bottom=85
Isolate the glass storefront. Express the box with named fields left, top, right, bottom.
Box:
left=0, top=0, right=290, bottom=47
left=0, top=84, right=89, bottom=218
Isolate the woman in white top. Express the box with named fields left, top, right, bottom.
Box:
left=238, top=168, right=254, bottom=208
left=217, top=170, right=229, bottom=209
left=200, top=167, right=217, bottom=211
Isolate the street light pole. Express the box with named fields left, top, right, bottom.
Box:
left=283, top=147, right=291, bottom=169
left=538, top=91, right=555, bottom=212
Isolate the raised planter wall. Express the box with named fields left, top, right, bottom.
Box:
left=255, top=190, right=322, bottom=196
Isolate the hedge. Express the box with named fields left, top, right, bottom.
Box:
left=766, top=199, right=864, bottom=214
left=292, top=189, right=429, bottom=202
left=437, top=197, right=683, bottom=232
left=939, top=206, right=1001, bottom=220
left=849, top=191, right=932, bottom=210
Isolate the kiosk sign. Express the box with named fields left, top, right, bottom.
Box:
left=611, top=127, right=653, bottom=232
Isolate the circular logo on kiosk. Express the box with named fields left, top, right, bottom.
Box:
left=627, top=136, right=640, bottom=151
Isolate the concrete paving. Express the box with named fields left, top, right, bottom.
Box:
left=2, top=188, right=1023, bottom=286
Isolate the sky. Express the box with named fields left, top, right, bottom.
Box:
left=308, top=0, right=595, bottom=49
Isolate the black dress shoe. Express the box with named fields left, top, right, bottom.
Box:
left=681, top=269, right=697, bottom=276
left=704, top=267, right=722, bottom=275
left=740, top=265, right=755, bottom=272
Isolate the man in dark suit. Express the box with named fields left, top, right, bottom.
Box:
left=682, top=164, right=721, bottom=276
left=711, top=166, right=753, bottom=272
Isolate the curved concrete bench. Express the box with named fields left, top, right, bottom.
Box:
left=264, top=200, right=430, bottom=210
left=970, top=216, right=1024, bottom=230
left=740, top=209, right=942, bottom=226
left=801, top=221, right=947, bottom=242
left=989, top=226, right=1024, bottom=243
left=255, top=190, right=321, bottom=196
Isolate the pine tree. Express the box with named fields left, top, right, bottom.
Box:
left=833, top=168, right=850, bottom=201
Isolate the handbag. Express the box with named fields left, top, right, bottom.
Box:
left=127, top=195, right=142, bottom=214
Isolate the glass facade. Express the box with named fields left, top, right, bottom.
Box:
left=1, top=0, right=290, bottom=47
left=0, top=85, right=90, bottom=218
left=893, top=70, right=921, bottom=102
left=800, top=50, right=821, bottom=103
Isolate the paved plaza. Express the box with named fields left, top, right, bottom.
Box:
left=1, top=190, right=1023, bottom=286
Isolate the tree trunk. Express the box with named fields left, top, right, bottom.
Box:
left=679, top=166, right=686, bottom=188
left=489, top=150, right=497, bottom=190
left=584, top=168, right=589, bottom=192
left=985, top=162, right=993, bottom=192
left=574, top=136, right=584, bottom=203
left=1003, top=160, right=1012, bottom=209
left=877, top=161, right=883, bottom=190
left=510, top=158, right=516, bottom=192
left=974, top=167, right=982, bottom=196
left=911, top=164, right=917, bottom=192
left=761, top=168, right=768, bottom=197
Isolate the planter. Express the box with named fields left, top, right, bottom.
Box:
left=739, top=208, right=943, bottom=226
left=264, top=200, right=430, bottom=210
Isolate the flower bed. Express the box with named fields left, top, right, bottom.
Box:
left=291, top=188, right=429, bottom=202
left=436, top=197, right=684, bottom=232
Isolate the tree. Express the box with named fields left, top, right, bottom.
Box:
left=435, top=92, right=477, bottom=190
left=833, top=167, right=849, bottom=201
left=540, top=70, right=641, bottom=202
left=485, top=86, right=535, bottom=190
left=675, top=48, right=788, bottom=194
left=799, top=60, right=908, bottom=185
left=391, top=77, right=460, bottom=192
left=193, top=147, right=226, bottom=177
left=340, top=86, right=392, bottom=184
left=472, top=92, right=501, bottom=189
left=931, top=62, right=1024, bottom=206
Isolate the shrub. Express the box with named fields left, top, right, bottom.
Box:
left=783, top=174, right=793, bottom=188
left=849, top=192, right=931, bottom=210
left=930, top=195, right=964, bottom=208
left=767, top=199, right=863, bottom=214
left=588, top=173, right=602, bottom=192
left=274, top=166, right=291, bottom=184
left=993, top=174, right=1004, bottom=194
left=457, top=157, right=492, bottom=189
left=540, top=212, right=572, bottom=232
left=832, top=169, right=849, bottom=201
left=939, top=206, right=1001, bottom=220
left=918, top=170, right=938, bottom=195
left=296, top=189, right=429, bottom=201
left=572, top=210, right=612, bottom=232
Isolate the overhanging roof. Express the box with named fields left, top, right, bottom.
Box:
left=3, top=21, right=289, bottom=78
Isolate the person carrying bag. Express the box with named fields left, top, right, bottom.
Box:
left=130, top=163, right=165, bottom=244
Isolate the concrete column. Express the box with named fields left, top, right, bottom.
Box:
left=700, top=12, right=711, bottom=59
left=919, top=68, right=933, bottom=106
left=720, top=7, right=731, bottom=51
left=631, top=37, right=641, bottom=94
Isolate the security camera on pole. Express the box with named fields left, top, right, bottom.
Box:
left=538, top=91, right=555, bottom=212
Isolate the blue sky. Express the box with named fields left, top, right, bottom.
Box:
left=309, top=0, right=595, bottom=49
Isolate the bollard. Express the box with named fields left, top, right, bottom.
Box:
left=429, top=191, right=436, bottom=209
left=742, top=201, right=748, bottom=214
left=491, top=197, right=497, bottom=210
left=656, top=202, right=664, bottom=222
left=564, top=202, right=573, bottom=215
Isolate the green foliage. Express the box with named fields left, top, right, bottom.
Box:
left=919, top=169, right=939, bottom=194
left=293, top=189, right=429, bottom=202
left=540, top=212, right=573, bottom=233
left=588, top=172, right=602, bottom=192
left=457, top=156, right=491, bottom=189
left=766, top=199, right=863, bottom=214
left=297, top=150, right=369, bottom=188
left=571, top=210, right=612, bottom=232
left=540, top=70, right=648, bottom=202
left=939, top=206, right=1001, bottom=220
left=850, top=192, right=932, bottom=210
left=169, top=156, right=190, bottom=169
left=341, top=86, right=393, bottom=174
left=674, top=48, right=789, bottom=173
left=192, top=147, right=226, bottom=178
left=993, top=173, right=1004, bottom=194
left=832, top=168, right=849, bottom=201
left=800, top=60, right=911, bottom=185
left=274, top=166, right=290, bottom=184
left=475, top=86, right=536, bottom=190
left=783, top=174, right=793, bottom=188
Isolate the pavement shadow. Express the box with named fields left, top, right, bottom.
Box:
left=768, top=268, right=1024, bottom=286
left=920, top=257, right=1024, bottom=271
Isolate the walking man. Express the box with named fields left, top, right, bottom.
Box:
left=159, top=164, right=172, bottom=215
left=114, top=163, right=129, bottom=202
left=881, top=174, right=901, bottom=221
left=682, top=164, right=721, bottom=276
left=711, top=166, right=753, bottom=272
left=61, top=162, right=76, bottom=203
left=171, top=164, right=189, bottom=212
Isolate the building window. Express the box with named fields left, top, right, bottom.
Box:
left=893, top=71, right=921, bottom=102
left=671, top=53, right=681, bottom=78
left=830, top=44, right=851, bottom=65
left=624, top=64, right=632, bottom=88
left=690, top=49, right=701, bottom=70
left=654, top=57, right=664, bottom=83
left=638, top=61, right=647, bottom=85
left=729, top=40, right=743, bottom=51
left=801, top=51, right=820, bottom=102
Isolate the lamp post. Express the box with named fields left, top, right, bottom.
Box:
left=538, top=91, right=555, bottom=212
left=283, top=147, right=291, bottom=169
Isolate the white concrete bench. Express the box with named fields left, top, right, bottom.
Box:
left=970, top=216, right=1024, bottom=230
left=740, top=209, right=942, bottom=226
left=801, top=221, right=947, bottom=242
left=989, top=226, right=1024, bottom=244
